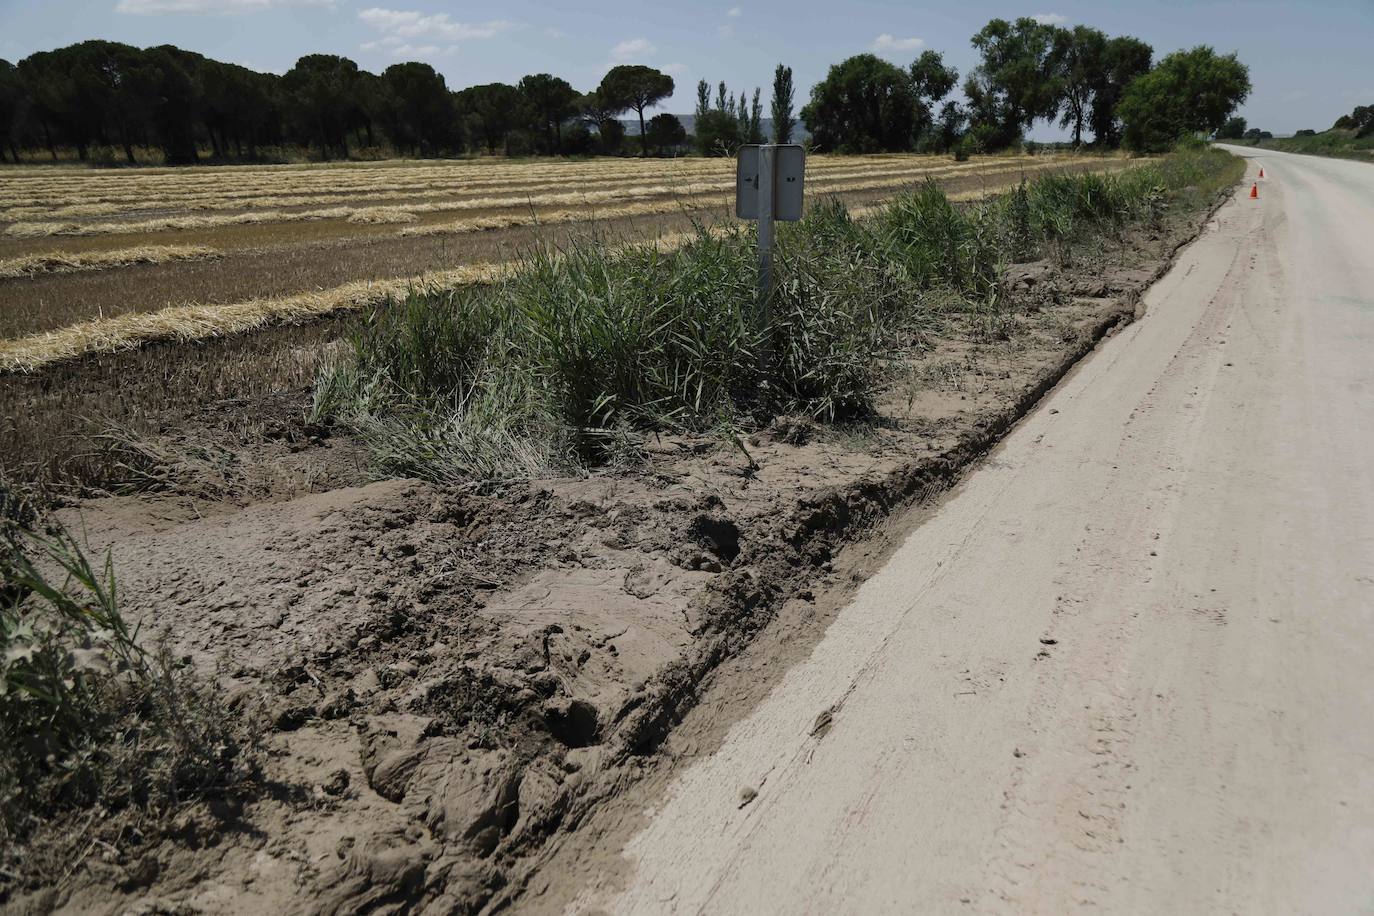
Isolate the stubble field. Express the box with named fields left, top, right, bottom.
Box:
left=0, top=152, right=1133, bottom=344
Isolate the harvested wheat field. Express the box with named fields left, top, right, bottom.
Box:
left=0, top=147, right=1242, bottom=914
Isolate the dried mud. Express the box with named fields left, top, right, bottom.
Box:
left=3, top=196, right=1227, bottom=915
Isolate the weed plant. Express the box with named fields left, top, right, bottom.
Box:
left=0, top=523, right=259, bottom=891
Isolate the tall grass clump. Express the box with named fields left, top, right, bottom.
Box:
left=511, top=230, right=761, bottom=433
left=318, top=215, right=910, bottom=478
left=1, top=523, right=259, bottom=889
left=317, top=146, right=1241, bottom=484
left=873, top=180, right=1001, bottom=297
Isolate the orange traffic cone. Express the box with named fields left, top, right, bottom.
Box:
left=1259, top=167, right=1265, bottom=178
left=1250, top=183, right=1259, bottom=199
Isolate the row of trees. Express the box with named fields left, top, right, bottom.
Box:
left=0, top=19, right=1251, bottom=165
left=0, top=42, right=683, bottom=163
left=801, top=19, right=1249, bottom=154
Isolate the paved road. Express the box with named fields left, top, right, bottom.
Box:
left=574, top=147, right=1374, bottom=914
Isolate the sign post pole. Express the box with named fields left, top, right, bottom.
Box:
left=735, top=142, right=804, bottom=389
left=757, top=143, right=776, bottom=314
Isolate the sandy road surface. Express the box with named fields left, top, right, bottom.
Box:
left=564, top=148, right=1374, bottom=914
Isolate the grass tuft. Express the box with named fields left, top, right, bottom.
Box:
left=0, top=521, right=260, bottom=892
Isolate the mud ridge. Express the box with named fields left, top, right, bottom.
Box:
left=486, top=184, right=1240, bottom=911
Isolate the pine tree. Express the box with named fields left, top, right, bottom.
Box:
left=771, top=64, right=795, bottom=143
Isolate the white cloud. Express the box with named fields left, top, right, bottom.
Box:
left=1281, top=89, right=1309, bottom=102
left=727, top=6, right=742, bottom=16
left=357, top=8, right=514, bottom=44
left=611, top=37, right=656, bottom=61
left=544, top=27, right=565, bottom=38
left=871, top=34, right=925, bottom=54
left=1031, top=12, right=1067, bottom=25
left=362, top=35, right=439, bottom=56
left=116, top=0, right=331, bottom=13
left=717, top=24, right=735, bottom=38
left=364, top=42, right=439, bottom=57
left=662, top=62, right=689, bottom=77
left=1343, top=87, right=1374, bottom=99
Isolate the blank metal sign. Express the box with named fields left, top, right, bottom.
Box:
left=735, top=144, right=806, bottom=221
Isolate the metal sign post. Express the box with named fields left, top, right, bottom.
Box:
left=757, top=144, right=776, bottom=304
left=736, top=144, right=805, bottom=368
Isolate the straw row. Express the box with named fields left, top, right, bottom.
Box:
left=0, top=155, right=1072, bottom=220
left=3, top=158, right=1106, bottom=239
left=0, top=245, right=221, bottom=280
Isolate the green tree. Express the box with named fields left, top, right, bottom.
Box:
left=1118, top=46, right=1251, bottom=152
left=1215, top=116, right=1247, bottom=140
left=352, top=70, right=382, bottom=149
left=1086, top=36, right=1151, bottom=147
left=191, top=60, right=282, bottom=159
left=597, top=64, right=674, bottom=156
left=200, top=59, right=257, bottom=158
left=771, top=64, right=795, bottom=143
left=964, top=17, right=1062, bottom=149
left=597, top=118, right=626, bottom=154
left=695, top=108, right=741, bottom=155
left=909, top=50, right=959, bottom=145
left=1051, top=25, right=1108, bottom=146
left=578, top=90, right=625, bottom=154
left=138, top=45, right=202, bottom=164
left=748, top=87, right=764, bottom=143
left=1335, top=104, right=1374, bottom=137
left=70, top=41, right=151, bottom=164
left=519, top=72, right=578, bottom=154
left=934, top=100, right=968, bottom=152
left=23, top=41, right=144, bottom=162
left=18, top=50, right=82, bottom=159
left=456, top=82, right=523, bottom=154
left=801, top=53, right=918, bottom=153
left=283, top=54, right=362, bottom=159
left=381, top=62, right=458, bottom=155
left=694, top=79, right=711, bottom=123
left=0, top=59, right=22, bottom=162
left=645, top=112, right=686, bottom=155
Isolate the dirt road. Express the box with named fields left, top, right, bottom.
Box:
left=557, top=149, right=1374, bottom=913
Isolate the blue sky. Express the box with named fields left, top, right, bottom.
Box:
left=1, top=0, right=1371, bottom=136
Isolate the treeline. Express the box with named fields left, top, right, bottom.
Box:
left=0, top=17, right=1251, bottom=165
left=0, top=43, right=681, bottom=164
left=800, top=20, right=1249, bottom=155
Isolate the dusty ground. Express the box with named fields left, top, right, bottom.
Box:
left=527, top=150, right=1374, bottom=914
left=0, top=177, right=1230, bottom=914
